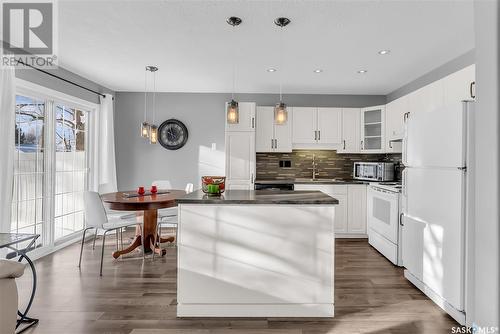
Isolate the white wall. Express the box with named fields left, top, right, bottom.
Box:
left=472, top=0, right=500, bottom=328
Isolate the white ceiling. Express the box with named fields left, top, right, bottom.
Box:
left=58, top=0, right=474, bottom=95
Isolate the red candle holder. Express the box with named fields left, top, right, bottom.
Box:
left=137, top=186, right=145, bottom=195
left=150, top=185, right=158, bottom=194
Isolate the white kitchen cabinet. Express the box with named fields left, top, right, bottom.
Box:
left=292, top=107, right=317, bottom=144
left=338, top=108, right=360, bottom=153
left=225, top=102, right=256, bottom=132
left=292, top=107, right=342, bottom=149
left=293, top=184, right=366, bottom=237
left=256, top=106, right=292, bottom=153
left=443, top=64, right=475, bottom=105
left=384, top=97, right=407, bottom=153
left=225, top=131, right=255, bottom=190
left=360, top=105, right=385, bottom=153
left=317, top=108, right=342, bottom=145
left=407, top=80, right=444, bottom=116
left=347, top=184, right=367, bottom=234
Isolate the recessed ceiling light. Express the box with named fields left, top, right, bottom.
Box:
left=357, top=70, right=368, bottom=74
left=313, top=69, right=323, bottom=73
left=267, top=68, right=277, bottom=72
left=378, top=49, right=391, bottom=55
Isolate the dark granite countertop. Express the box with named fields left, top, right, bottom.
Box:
left=255, top=178, right=367, bottom=185
left=176, top=190, right=339, bottom=205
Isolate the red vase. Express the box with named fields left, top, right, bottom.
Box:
left=137, top=186, right=145, bottom=195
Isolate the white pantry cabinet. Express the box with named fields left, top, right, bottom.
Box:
left=443, top=64, right=475, bottom=105
left=293, top=184, right=366, bottom=237
left=225, top=131, right=255, bottom=190
left=338, top=108, right=360, bottom=154
left=292, top=107, right=342, bottom=149
left=360, top=105, right=385, bottom=153
left=225, top=102, right=256, bottom=132
left=255, top=106, right=292, bottom=153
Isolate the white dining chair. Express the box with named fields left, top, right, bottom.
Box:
left=79, top=191, right=142, bottom=276
left=155, top=182, right=194, bottom=251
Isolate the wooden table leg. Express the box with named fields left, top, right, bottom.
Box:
left=112, top=209, right=175, bottom=258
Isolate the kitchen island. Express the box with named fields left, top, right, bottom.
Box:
left=175, top=190, right=338, bottom=318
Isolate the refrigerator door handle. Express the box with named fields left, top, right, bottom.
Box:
left=402, top=169, right=407, bottom=197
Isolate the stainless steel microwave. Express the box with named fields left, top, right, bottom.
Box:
left=353, top=162, right=395, bottom=181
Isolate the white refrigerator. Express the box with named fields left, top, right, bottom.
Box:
left=401, top=101, right=474, bottom=325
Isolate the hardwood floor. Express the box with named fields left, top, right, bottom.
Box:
left=18, top=234, right=458, bottom=334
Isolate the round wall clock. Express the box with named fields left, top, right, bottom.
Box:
left=158, top=119, right=189, bottom=150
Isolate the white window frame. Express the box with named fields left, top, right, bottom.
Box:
left=14, top=79, right=99, bottom=260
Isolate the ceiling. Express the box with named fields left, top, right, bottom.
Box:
left=58, top=0, right=475, bottom=95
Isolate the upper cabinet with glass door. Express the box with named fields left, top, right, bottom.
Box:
left=360, top=105, right=385, bottom=153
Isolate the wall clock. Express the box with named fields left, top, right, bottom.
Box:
left=158, top=119, right=189, bottom=150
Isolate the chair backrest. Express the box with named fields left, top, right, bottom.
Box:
left=83, top=191, right=108, bottom=228
left=185, top=183, right=194, bottom=193
left=152, top=180, right=172, bottom=190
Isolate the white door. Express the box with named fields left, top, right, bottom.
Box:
left=226, top=102, right=256, bottom=132
left=255, top=107, right=274, bottom=152
left=385, top=97, right=406, bottom=153
left=317, top=108, right=342, bottom=146
left=406, top=104, right=465, bottom=168
left=443, top=65, right=475, bottom=105
left=292, top=107, right=317, bottom=144
left=404, top=167, right=465, bottom=310
left=361, top=106, right=385, bottom=153
left=274, top=112, right=292, bottom=153
left=225, top=131, right=255, bottom=188
left=339, top=108, right=360, bottom=153
left=347, top=185, right=366, bottom=234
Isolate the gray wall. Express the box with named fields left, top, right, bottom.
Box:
left=387, top=50, right=475, bottom=102
left=15, top=67, right=114, bottom=104
left=472, top=0, right=499, bottom=328
left=114, top=93, right=385, bottom=190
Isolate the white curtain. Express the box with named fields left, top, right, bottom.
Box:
left=97, top=94, right=118, bottom=194
left=0, top=68, right=15, bottom=233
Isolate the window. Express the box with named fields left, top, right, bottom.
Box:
left=11, top=85, right=95, bottom=253
left=12, top=96, right=46, bottom=248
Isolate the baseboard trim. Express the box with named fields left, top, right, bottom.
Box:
left=335, top=233, right=368, bottom=239
left=177, top=304, right=334, bottom=318
left=404, top=270, right=465, bottom=325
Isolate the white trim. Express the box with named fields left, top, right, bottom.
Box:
left=404, top=270, right=466, bottom=325
left=334, top=233, right=367, bottom=239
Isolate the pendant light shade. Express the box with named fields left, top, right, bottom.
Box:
left=149, top=124, right=158, bottom=144
left=141, top=122, right=150, bottom=137
left=274, top=102, right=287, bottom=125
left=227, top=99, right=239, bottom=124
left=226, top=16, right=242, bottom=124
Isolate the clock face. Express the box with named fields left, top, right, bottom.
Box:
left=158, top=119, right=188, bottom=150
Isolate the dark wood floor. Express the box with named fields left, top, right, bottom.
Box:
left=18, top=234, right=458, bottom=334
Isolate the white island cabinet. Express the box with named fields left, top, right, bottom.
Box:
left=176, top=190, right=337, bottom=318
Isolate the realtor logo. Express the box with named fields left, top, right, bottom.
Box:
left=1, top=1, right=57, bottom=68
left=2, top=2, right=53, bottom=54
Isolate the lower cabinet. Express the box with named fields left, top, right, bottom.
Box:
left=294, top=184, right=367, bottom=237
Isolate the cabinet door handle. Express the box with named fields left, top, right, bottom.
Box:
left=389, top=140, right=393, bottom=149
left=251, top=173, right=254, bottom=184
left=343, top=140, right=346, bottom=150
left=314, top=131, right=317, bottom=141
left=251, top=117, right=255, bottom=129
left=318, top=131, right=321, bottom=141
left=360, top=140, right=364, bottom=150
left=470, top=81, right=476, bottom=99
left=275, top=139, right=278, bottom=149
left=399, top=213, right=404, bottom=226
left=271, top=138, right=274, bottom=149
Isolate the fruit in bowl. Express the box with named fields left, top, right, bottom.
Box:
left=201, top=176, right=226, bottom=195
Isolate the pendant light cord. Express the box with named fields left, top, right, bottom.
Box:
left=152, top=70, right=156, bottom=124
left=279, top=25, right=283, bottom=103
left=232, top=24, right=236, bottom=101
left=144, top=69, right=147, bottom=122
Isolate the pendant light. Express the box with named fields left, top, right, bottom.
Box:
left=141, top=68, right=150, bottom=138
left=146, top=65, right=159, bottom=144
left=226, top=16, right=242, bottom=124
left=274, top=17, right=290, bottom=125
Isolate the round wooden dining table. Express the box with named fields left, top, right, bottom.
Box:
left=101, top=190, right=187, bottom=258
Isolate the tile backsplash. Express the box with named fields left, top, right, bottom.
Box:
left=256, top=150, right=403, bottom=181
